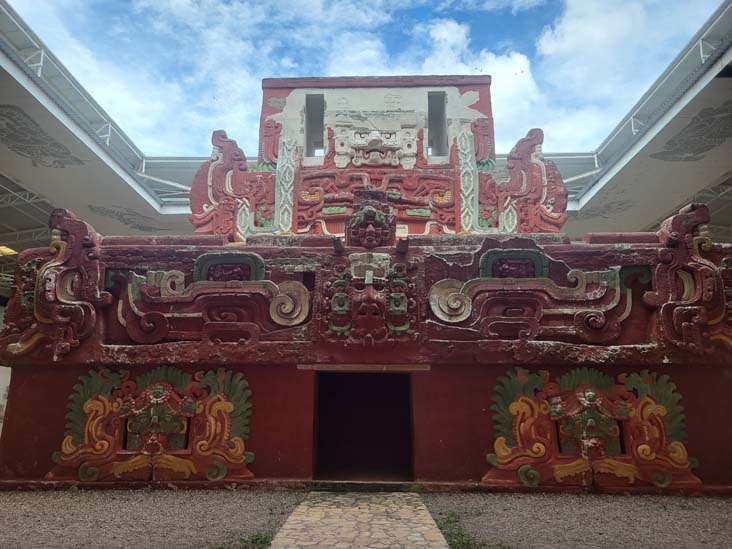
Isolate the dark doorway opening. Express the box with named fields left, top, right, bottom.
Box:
left=316, top=372, right=413, bottom=481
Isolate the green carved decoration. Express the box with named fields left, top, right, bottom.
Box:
left=255, top=161, right=277, bottom=172
left=476, top=158, right=496, bottom=172
left=405, top=208, right=431, bottom=217
left=479, top=249, right=551, bottom=278
left=389, top=293, right=409, bottom=314
left=556, top=367, right=614, bottom=393
left=477, top=206, right=497, bottom=228
left=619, top=266, right=653, bottom=291
left=192, top=252, right=266, bottom=281
left=517, top=464, right=540, bottom=487
left=624, top=370, right=688, bottom=444
left=330, top=293, right=351, bottom=315
left=198, top=368, right=255, bottom=462
left=136, top=364, right=192, bottom=391
left=206, top=460, right=228, bottom=481
left=54, top=365, right=256, bottom=471
left=484, top=366, right=700, bottom=489
left=63, top=368, right=126, bottom=446
left=326, top=321, right=351, bottom=337
left=322, top=206, right=348, bottom=215
left=256, top=204, right=274, bottom=228
left=489, top=368, right=544, bottom=448
left=387, top=321, right=414, bottom=335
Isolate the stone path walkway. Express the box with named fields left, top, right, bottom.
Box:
left=270, top=492, right=449, bottom=549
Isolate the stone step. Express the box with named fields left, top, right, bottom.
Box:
left=271, top=491, right=448, bottom=548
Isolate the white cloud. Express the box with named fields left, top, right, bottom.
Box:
left=438, top=0, right=545, bottom=14
left=5, top=0, right=723, bottom=155
left=325, top=19, right=544, bottom=152
left=9, top=0, right=190, bottom=155
left=534, top=0, right=721, bottom=148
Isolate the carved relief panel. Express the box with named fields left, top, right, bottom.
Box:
left=483, top=367, right=700, bottom=489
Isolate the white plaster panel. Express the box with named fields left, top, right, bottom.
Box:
left=269, top=86, right=487, bottom=162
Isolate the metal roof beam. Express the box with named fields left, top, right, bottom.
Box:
left=0, top=190, right=46, bottom=208
left=0, top=226, right=50, bottom=245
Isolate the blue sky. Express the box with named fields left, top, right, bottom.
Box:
left=8, top=0, right=722, bottom=156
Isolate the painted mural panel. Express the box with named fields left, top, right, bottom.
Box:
left=483, top=367, right=700, bottom=489
left=47, top=366, right=254, bottom=482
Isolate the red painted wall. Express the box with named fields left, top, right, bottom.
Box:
left=245, top=366, right=315, bottom=479
left=2, top=363, right=732, bottom=485
left=0, top=366, right=74, bottom=479
left=411, top=365, right=495, bottom=482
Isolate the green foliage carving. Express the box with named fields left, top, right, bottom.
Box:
left=255, top=161, right=276, bottom=172
left=199, top=368, right=254, bottom=443
left=64, top=368, right=126, bottom=446
left=63, top=366, right=255, bottom=458
left=136, top=365, right=193, bottom=391
left=624, top=370, right=688, bottom=444
left=556, top=367, right=614, bottom=392
left=490, top=368, right=544, bottom=447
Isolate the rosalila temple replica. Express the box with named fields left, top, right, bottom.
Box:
left=1, top=75, right=730, bottom=490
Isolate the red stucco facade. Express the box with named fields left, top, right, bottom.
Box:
left=1, top=76, right=731, bottom=490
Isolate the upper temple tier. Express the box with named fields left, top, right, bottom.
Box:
left=188, top=76, right=567, bottom=241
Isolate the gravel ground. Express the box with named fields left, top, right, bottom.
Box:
left=2, top=490, right=730, bottom=549
left=0, top=489, right=303, bottom=549
left=423, top=492, right=732, bottom=549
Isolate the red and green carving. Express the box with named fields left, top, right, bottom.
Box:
left=483, top=367, right=700, bottom=488
left=47, top=366, right=254, bottom=482
left=189, top=131, right=276, bottom=241
left=477, top=129, right=567, bottom=233
left=345, top=189, right=397, bottom=249
left=323, top=253, right=417, bottom=345
left=296, top=157, right=460, bottom=237
left=429, top=242, right=651, bottom=344
left=0, top=209, right=111, bottom=361
left=106, top=251, right=310, bottom=345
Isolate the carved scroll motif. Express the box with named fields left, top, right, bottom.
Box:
left=261, top=119, right=282, bottom=164
left=428, top=246, right=642, bottom=344
left=1, top=209, right=111, bottom=361
left=644, top=204, right=730, bottom=353
left=108, top=252, right=310, bottom=345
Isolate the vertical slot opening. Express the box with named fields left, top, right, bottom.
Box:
left=427, top=91, right=448, bottom=156
left=616, top=420, right=626, bottom=455
left=305, top=94, right=325, bottom=157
